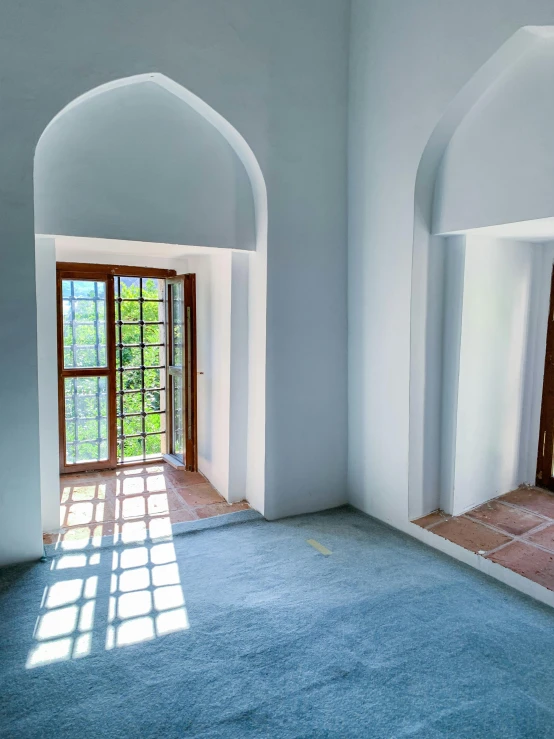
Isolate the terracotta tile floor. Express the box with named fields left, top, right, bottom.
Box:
left=414, top=486, right=554, bottom=591
left=44, top=463, right=249, bottom=548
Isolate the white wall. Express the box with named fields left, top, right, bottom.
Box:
left=440, top=237, right=465, bottom=516
left=36, top=81, right=256, bottom=250
left=55, top=236, right=186, bottom=273
left=417, top=28, right=554, bottom=518
left=190, top=250, right=249, bottom=503
left=444, top=237, right=536, bottom=515
left=35, top=237, right=60, bottom=533
left=188, top=251, right=233, bottom=499
left=0, top=0, right=348, bottom=564
left=229, top=252, right=249, bottom=502
left=435, top=41, right=554, bottom=236
left=349, top=4, right=554, bottom=532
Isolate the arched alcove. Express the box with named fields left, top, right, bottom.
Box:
left=34, top=74, right=267, bottom=531
left=435, top=41, right=554, bottom=236
left=409, top=27, right=554, bottom=519
left=35, top=79, right=256, bottom=249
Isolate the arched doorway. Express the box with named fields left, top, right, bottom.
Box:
left=34, top=74, right=268, bottom=537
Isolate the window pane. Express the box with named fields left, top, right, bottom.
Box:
left=172, top=283, right=184, bottom=367
left=142, top=278, right=162, bottom=299
left=64, top=376, right=108, bottom=466
left=121, top=369, right=142, bottom=391
left=123, top=437, right=143, bottom=461
left=120, top=324, right=141, bottom=345
left=120, top=302, right=140, bottom=321
left=119, top=276, right=140, bottom=299
left=146, top=434, right=162, bottom=457
left=144, top=324, right=163, bottom=345
left=63, top=280, right=107, bottom=369
left=117, top=347, right=141, bottom=369
left=122, top=392, right=142, bottom=416
left=144, top=346, right=161, bottom=367
left=149, top=414, right=166, bottom=435
left=144, top=390, right=161, bottom=413
left=143, top=301, right=163, bottom=322
left=172, top=373, right=183, bottom=462
left=144, top=369, right=161, bottom=389
left=123, top=416, right=142, bottom=436
left=115, top=276, right=167, bottom=464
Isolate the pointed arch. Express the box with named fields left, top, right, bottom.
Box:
left=408, top=26, right=553, bottom=518
left=34, top=74, right=267, bottom=529
left=36, top=73, right=267, bottom=251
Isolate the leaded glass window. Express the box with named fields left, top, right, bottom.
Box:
left=115, top=276, right=167, bottom=463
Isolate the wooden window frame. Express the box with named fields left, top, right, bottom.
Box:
left=56, top=263, right=178, bottom=279
left=165, top=274, right=198, bottom=472
left=57, top=269, right=116, bottom=474
left=537, top=266, right=554, bottom=490
left=184, top=274, right=198, bottom=472
left=57, top=263, right=178, bottom=475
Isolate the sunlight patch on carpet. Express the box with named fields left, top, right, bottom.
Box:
left=27, top=538, right=189, bottom=668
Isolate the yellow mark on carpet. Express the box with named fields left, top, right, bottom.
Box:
left=307, top=539, right=332, bottom=556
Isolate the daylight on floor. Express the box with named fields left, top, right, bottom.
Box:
left=3, top=3, right=554, bottom=737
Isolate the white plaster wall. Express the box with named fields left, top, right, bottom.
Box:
left=187, top=250, right=249, bottom=504
left=446, top=237, right=535, bottom=515
left=417, top=30, right=554, bottom=517
left=440, top=237, right=466, bottom=515
left=228, top=252, right=249, bottom=503
left=35, top=237, right=60, bottom=533
left=0, top=0, right=348, bottom=564
left=55, top=236, right=185, bottom=273
left=349, top=3, right=554, bottom=535
left=435, top=42, right=554, bottom=236
left=36, top=81, right=255, bottom=250
left=187, top=252, right=232, bottom=500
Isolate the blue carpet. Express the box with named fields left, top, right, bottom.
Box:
left=2, top=506, right=554, bottom=738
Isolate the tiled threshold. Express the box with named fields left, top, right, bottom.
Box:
left=414, top=486, right=554, bottom=600
left=43, top=462, right=259, bottom=555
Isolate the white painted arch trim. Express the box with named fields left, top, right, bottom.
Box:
left=35, top=73, right=268, bottom=519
